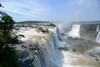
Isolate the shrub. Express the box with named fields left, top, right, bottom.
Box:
left=15, top=25, right=19, bottom=27
left=38, top=27, right=42, bottom=30
left=44, top=23, right=56, bottom=27
left=61, top=33, right=66, bottom=36
left=30, top=45, right=39, bottom=50
left=0, top=45, right=19, bottom=67
left=28, top=24, right=31, bottom=27
left=49, top=23, right=56, bottom=26
left=59, top=47, right=68, bottom=51
left=21, top=24, right=25, bottom=27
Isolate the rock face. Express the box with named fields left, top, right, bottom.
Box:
left=80, top=30, right=98, bottom=41
left=13, top=24, right=65, bottom=67
left=66, top=24, right=99, bottom=42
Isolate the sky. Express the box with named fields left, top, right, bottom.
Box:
left=0, top=0, right=100, bottom=22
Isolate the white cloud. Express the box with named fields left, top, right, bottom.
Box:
left=1, top=0, right=50, bottom=18
left=1, top=0, right=100, bottom=22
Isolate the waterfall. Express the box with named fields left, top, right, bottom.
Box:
left=68, top=24, right=80, bottom=38
left=57, top=28, right=66, bottom=41
left=49, top=27, right=64, bottom=48
left=32, top=27, right=65, bottom=67
left=33, top=55, right=41, bottom=67
left=96, top=25, right=100, bottom=43
left=16, top=26, right=65, bottom=67
left=96, top=25, right=99, bottom=32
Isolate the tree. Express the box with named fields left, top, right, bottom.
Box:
left=0, top=3, right=16, bottom=43
left=0, top=4, right=15, bottom=35
left=0, top=3, right=19, bottom=67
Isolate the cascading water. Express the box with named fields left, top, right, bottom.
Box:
left=68, top=24, right=80, bottom=38
left=96, top=25, right=99, bottom=32
left=15, top=24, right=100, bottom=67
left=96, top=26, right=100, bottom=43
left=16, top=27, right=65, bottom=67
left=32, top=27, right=66, bottom=67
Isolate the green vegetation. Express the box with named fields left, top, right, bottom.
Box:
left=44, top=23, right=56, bottom=27
left=0, top=3, right=19, bottom=67
left=83, top=24, right=99, bottom=30
left=61, top=33, right=66, bottom=36
left=16, top=21, right=50, bottom=24
left=30, top=45, right=39, bottom=50
left=59, top=47, right=68, bottom=51
left=15, top=24, right=26, bottom=27
left=38, top=27, right=42, bottom=30
left=32, top=45, right=39, bottom=50
left=15, top=25, right=19, bottom=27
left=21, top=24, right=25, bottom=27
left=49, top=23, right=56, bottom=26
left=28, top=24, right=32, bottom=27
left=0, top=45, right=19, bottom=67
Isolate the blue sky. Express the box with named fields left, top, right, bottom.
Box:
left=1, top=0, right=100, bottom=22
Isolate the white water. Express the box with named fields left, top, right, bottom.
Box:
left=96, top=32, right=100, bottom=43
left=96, top=25, right=100, bottom=43
left=15, top=26, right=81, bottom=67
left=14, top=26, right=98, bottom=67
left=68, top=24, right=80, bottom=38
left=15, top=27, right=66, bottom=67
left=56, top=23, right=68, bottom=33
left=96, top=26, right=99, bottom=32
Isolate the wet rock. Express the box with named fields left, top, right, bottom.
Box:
left=19, top=34, right=25, bottom=38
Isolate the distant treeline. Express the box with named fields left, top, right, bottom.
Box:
left=73, top=21, right=100, bottom=24
left=16, top=21, right=52, bottom=24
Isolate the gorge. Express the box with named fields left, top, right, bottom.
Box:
left=13, top=22, right=100, bottom=67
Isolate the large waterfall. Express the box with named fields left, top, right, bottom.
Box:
left=68, top=24, right=80, bottom=38
left=15, top=27, right=65, bottom=67
left=14, top=23, right=100, bottom=67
